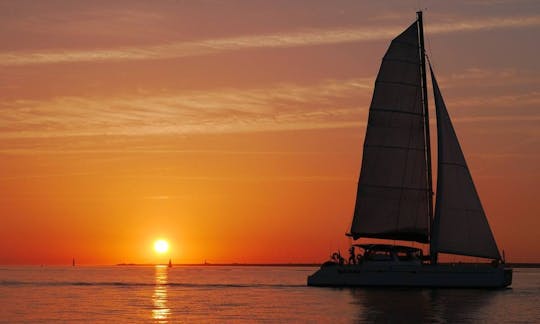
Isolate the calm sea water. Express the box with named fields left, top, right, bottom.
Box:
left=0, top=266, right=539, bottom=323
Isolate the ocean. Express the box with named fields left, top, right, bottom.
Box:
left=1, top=266, right=539, bottom=323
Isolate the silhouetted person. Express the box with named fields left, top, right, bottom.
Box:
left=349, top=246, right=356, bottom=264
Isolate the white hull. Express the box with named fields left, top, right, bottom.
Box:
left=307, top=263, right=512, bottom=288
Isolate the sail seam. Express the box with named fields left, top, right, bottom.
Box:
left=392, top=40, right=417, bottom=48
left=440, top=161, right=468, bottom=168
left=382, top=58, right=418, bottom=65
left=375, top=80, right=420, bottom=88
left=365, top=144, right=424, bottom=152
left=371, top=108, right=423, bottom=116
left=361, top=184, right=429, bottom=191
left=445, top=207, right=483, bottom=212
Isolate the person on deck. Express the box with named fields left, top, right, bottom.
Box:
left=348, top=246, right=356, bottom=265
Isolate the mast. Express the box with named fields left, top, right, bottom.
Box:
left=417, top=11, right=435, bottom=262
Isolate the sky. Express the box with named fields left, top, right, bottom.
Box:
left=0, top=0, right=539, bottom=265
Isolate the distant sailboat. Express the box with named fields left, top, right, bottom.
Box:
left=307, top=11, right=512, bottom=288
left=168, top=259, right=172, bottom=268
left=72, top=258, right=75, bottom=267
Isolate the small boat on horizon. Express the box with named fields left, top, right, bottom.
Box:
left=307, top=11, right=512, bottom=288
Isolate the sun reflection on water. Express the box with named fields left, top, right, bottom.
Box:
left=152, top=265, right=171, bottom=322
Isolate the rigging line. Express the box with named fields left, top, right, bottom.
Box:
left=425, top=33, right=436, bottom=72
left=425, top=53, right=432, bottom=66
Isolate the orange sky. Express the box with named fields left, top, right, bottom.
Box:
left=1, top=1, right=539, bottom=264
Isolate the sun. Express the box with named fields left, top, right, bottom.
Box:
left=154, top=239, right=169, bottom=254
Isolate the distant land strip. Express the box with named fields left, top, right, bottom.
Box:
left=116, top=263, right=321, bottom=267
left=116, top=263, right=540, bottom=268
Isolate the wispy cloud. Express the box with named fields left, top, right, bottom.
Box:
left=1, top=74, right=538, bottom=143
left=0, top=28, right=395, bottom=66
left=428, top=67, right=540, bottom=99
left=143, top=195, right=170, bottom=200
left=441, top=67, right=539, bottom=86
left=140, top=175, right=352, bottom=183
left=0, top=78, right=370, bottom=139
left=1, top=15, right=539, bottom=66
left=452, top=114, right=540, bottom=123
left=0, top=69, right=540, bottom=139
left=428, top=15, right=540, bottom=33
left=448, top=90, right=540, bottom=110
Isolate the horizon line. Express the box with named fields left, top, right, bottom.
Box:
left=2, top=262, right=539, bottom=268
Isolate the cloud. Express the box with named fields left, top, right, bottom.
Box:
left=428, top=67, right=540, bottom=95
left=428, top=15, right=540, bottom=33
left=0, top=78, right=370, bottom=139
left=448, top=91, right=540, bottom=110
left=140, top=175, right=353, bottom=183
left=1, top=72, right=538, bottom=142
left=443, top=67, right=532, bottom=85
left=143, top=195, right=170, bottom=200
left=1, top=15, right=539, bottom=66
left=0, top=28, right=394, bottom=66
left=452, top=114, right=540, bottom=123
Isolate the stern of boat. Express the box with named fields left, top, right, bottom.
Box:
left=504, top=267, right=513, bottom=287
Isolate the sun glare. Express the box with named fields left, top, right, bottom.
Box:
left=154, top=239, right=169, bottom=254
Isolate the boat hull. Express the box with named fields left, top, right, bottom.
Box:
left=307, top=263, right=512, bottom=288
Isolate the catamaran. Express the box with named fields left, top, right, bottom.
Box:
left=307, top=12, right=512, bottom=288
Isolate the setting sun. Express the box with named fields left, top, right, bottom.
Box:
left=153, top=240, right=169, bottom=254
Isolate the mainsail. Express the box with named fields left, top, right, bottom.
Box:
left=349, top=19, right=431, bottom=243
left=430, top=67, right=501, bottom=260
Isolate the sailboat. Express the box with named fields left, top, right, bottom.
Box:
left=307, top=12, right=512, bottom=288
